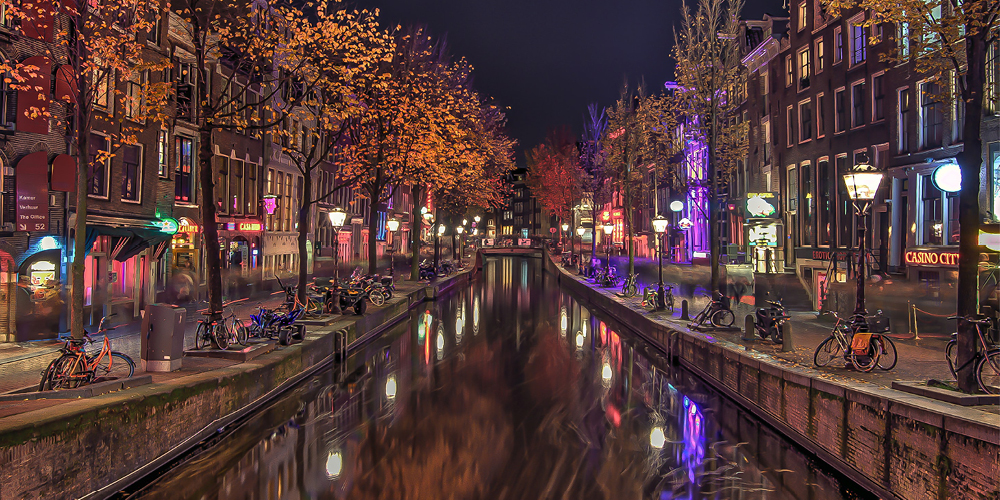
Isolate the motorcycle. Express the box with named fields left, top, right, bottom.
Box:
left=337, top=282, right=370, bottom=315
left=419, top=260, right=437, bottom=280
left=755, top=299, right=790, bottom=343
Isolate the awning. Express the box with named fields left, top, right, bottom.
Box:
left=85, top=226, right=172, bottom=261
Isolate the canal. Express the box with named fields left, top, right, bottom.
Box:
left=121, top=256, right=875, bottom=499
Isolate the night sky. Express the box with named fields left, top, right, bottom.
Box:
left=353, top=0, right=785, bottom=162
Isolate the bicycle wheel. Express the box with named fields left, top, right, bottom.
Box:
left=625, top=284, right=637, bottom=297
left=946, top=340, right=958, bottom=378
left=194, top=322, right=209, bottom=350
left=976, top=350, right=1000, bottom=394
left=875, top=336, right=897, bottom=371
left=51, top=355, right=88, bottom=389
left=666, top=295, right=674, bottom=312
left=93, top=352, right=135, bottom=381
left=850, top=341, right=880, bottom=372
left=370, top=290, right=385, bottom=307
left=233, top=318, right=249, bottom=345
left=813, top=336, right=843, bottom=367
left=711, top=309, right=735, bottom=327
left=38, top=357, right=59, bottom=391
left=213, top=322, right=230, bottom=350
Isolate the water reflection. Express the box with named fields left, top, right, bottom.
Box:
left=135, top=257, right=873, bottom=500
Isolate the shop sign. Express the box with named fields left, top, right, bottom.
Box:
left=611, top=209, right=622, bottom=219
left=601, top=211, right=611, bottom=222
left=16, top=151, right=49, bottom=232
left=904, top=248, right=960, bottom=267
left=744, top=192, right=778, bottom=218
left=932, top=163, right=962, bottom=193
left=337, top=231, right=351, bottom=243
left=178, top=219, right=199, bottom=233
left=153, top=217, right=179, bottom=235
left=239, top=222, right=262, bottom=232
left=794, top=247, right=853, bottom=261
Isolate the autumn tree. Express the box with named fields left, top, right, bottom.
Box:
left=672, top=0, right=747, bottom=294
left=579, top=103, right=614, bottom=266
left=269, top=5, right=391, bottom=302
left=525, top=127, right=583, bottom=226
left=823, top=0, right=999, bottom=392
left=1, top=0, right=170, bottom=338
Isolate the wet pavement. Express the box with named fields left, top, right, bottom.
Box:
left=124, top=256, right=875, bottom=499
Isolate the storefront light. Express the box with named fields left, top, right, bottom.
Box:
left=932, top=163, right=962, bottom=193
left=38, top=236, right=59, bottom=250
left=669, top=201, right=684, bottom=212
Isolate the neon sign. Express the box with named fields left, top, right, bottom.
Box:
left=745, top=193, right=778, bottom=218
left=239, top=222, right=262, bottom=231
left=904, top=249, right=960, bottom=267
left=263, top=195, right=277, bottom=215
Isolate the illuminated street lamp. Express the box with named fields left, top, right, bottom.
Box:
left=386, top=217, right=400, bottom=276
left=602, top=223, right=614, bottom=272
left=327, top=207, right=347, bottom=313
left=842, top=152, right=884, bottom=330
left=455, top=226, right=465, bottom=264
left=474, top=215, right=481, bottom=223
left=652, top=215, right=669, bottom=311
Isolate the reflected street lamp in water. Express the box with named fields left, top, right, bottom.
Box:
left=842, top=152, right=884, bottom=330
left=652, top=215, right=669, bottom=311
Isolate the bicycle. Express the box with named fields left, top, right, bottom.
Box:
left=692, top=292, right=735, bottom=327
left=813, top=312, right=886, bottom=372
left=621, top=273, right=638, bottom=297
left=945, top=315, right=1000, bottom=394
left=39, top=318, right=135, bottom=391
left=219, top=299, right=250, bottom=347
left=641, top=284, right=675, bottom=312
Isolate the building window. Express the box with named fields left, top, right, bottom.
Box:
left=762, top=119, right=771, bottom=163
left=851, top=81, right=866, bottom=128
left=814, top=38, right=825, bottom=73
left=834, top=26, right=843, bottom=64
left=836, top=155, right=853, bottom=247
left=872, top=73, right=885, bottom=121
left=174, top=136, right=194, bottom=202
left=785, top=55, right=793, bottom=87
left=850, top=15, right=867, bottom=65
left=922, top=174, right=943, bottom=245
left=93, top=66, right=112, bottom=110
left=786, top=106, right=795, bottom=146
left=88, top=135, right=110, bottom=198
left=216, top=156, right=229, bottom=215
left=760, top=71, right=769, bottom=117
left=798, top=2, right=808, bottom=31
left=798, top=48, right=811, bottom=89
left=952, top=72, right=965, bottom=142
left=121, top=144, right=142, bottom=202
left=124, top=70, right=146, bottom=121
left=284, top=174, right=293, bottom=231
left=799, top=100, right=813, bottom=142
left=246, top=164, right=257, bottom=215
left=835, top=88, right=847, bottom=133
left=786, top=165, right=797, bottom=211
left=987, top=41, right=998, bottom=115
left=898, top=88, right=911, bottom=153
left=898, top=22, right=910, bottom=59
left=816, top=92, right=826, bottom=138
left=801, top=161, right=814, bottom=246
left=230, top=159, right=243, bottom=215
left=920, top=81, right=944, bottom=149
left=156, top=130, right=169, bottom=177
left=817, top=158, right=831, bottom=246
left=176, top=61, right=196, bottom=121
left=266, top=169, right=275, bottom=231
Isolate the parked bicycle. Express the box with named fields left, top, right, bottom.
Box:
left=813, top=312, right=895, bottom=372
left=691, top=292, right=735, bottom=328
left=641, top=284, right=675, bottom=312
left=38, top=318, right=135, bottom=391
left=945, top=315, right=1000, bottom=394
left=620, top=273, right=639, bottom=297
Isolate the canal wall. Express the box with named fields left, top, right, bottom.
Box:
left=0, top=272, right=472, bottom=500
left=544, top=254, right=1000, bottom=500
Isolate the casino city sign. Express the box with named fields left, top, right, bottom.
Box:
left=904, top=248, right=960, bottom=267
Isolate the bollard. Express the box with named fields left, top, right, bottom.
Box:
left=781, top=322, right=794, bottom=352
left=743, top=314, right=755, bottom=341
left=680, top=300, right=690, bottom=321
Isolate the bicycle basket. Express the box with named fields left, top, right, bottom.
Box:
left=865, top=315, right=890, bottom=333
left=850, top=332, right=873, bottom=354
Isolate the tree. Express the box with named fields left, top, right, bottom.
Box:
left=580, top=103, right=614, bottom=266
left=2, top=0, right=170, bottom=338
left=672, top=0, right=747, bottom=294
left=269, top=4, right=391, bottom=302
left=824, top=0, right=999, bottom=392
left=525, top=127, right=583, bottom=225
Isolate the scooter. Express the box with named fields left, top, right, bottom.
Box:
left=755, top=299, right=790, bottom=343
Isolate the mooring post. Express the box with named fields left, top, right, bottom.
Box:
left=743, top=314, right=755, bottom=341
left=781, top=322, right=794, bottom=352
left=680, top=300, right=690, bottom=321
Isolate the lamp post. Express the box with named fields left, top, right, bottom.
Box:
left=455, top=225, right=464, bottom=265
left=328, top=207, right=347, bottom=314
left=386, top=217, right=400, bottom=277
left=652, top=215, right=669, bottom=310
left=602, top=223, right=614, bottom=272
left=842, top=152, right=884, bottom=331
left=561, top=222, right=569, bottom=255
left=577, top=227, right=586, bottom=273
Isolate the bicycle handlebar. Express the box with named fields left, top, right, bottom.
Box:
left=947, top=315, right=992, bottom=325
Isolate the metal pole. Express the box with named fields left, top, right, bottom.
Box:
left=852, top=205, right=868, bottom=329
left=656, top=231, right=666, bottom=310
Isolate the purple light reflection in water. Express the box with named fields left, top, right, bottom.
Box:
left=676, top=396, right=706, bottom=499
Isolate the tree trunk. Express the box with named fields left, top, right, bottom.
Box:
left=955, top=30, right=987, bottom=393
left=626, top=206, right=634, bottom=276
left=591, top=206, right=599, bottom=266
left=708, top=47, right=721, bottom=296
left=434, top=208, right=441, bottom=270
left=198, top=125, right=223, bottom=315
left=71, top=112, right=89, bottom=339
left=410, top=184, right=423, bottom=281
left=366, top=194, right=380, bottom=275
left=296, top=170, right=312, bottom=303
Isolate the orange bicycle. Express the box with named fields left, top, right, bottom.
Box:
left=38, top=318, right=135, bottom=391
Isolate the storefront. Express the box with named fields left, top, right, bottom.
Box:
left=16, top=248, right=62, bottom=341
left=218, top=219, right=263, bottom=298
left=743, top=192, right=784, bottom=274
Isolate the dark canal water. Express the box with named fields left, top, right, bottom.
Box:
left=127, top=257, right=874, bottom=500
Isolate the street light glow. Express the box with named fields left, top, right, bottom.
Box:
left=652, top=215, right=669, bottom=234
left=326, top=451, right=343, bottom=478
left=577, top=227, right=585, bottom=236
left=669, top=201, right=684, bottom=212
left=328, top=208, right=347, bottom=228
left=385, top=375, right=397, bottom=399
left=387, top=217, right=400, bottom=232
left=561, top=223, right=569, bottom=232
left=650, top=426, right=665, bottom=449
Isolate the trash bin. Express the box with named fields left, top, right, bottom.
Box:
left=140, top=303, right=187, bottom=372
